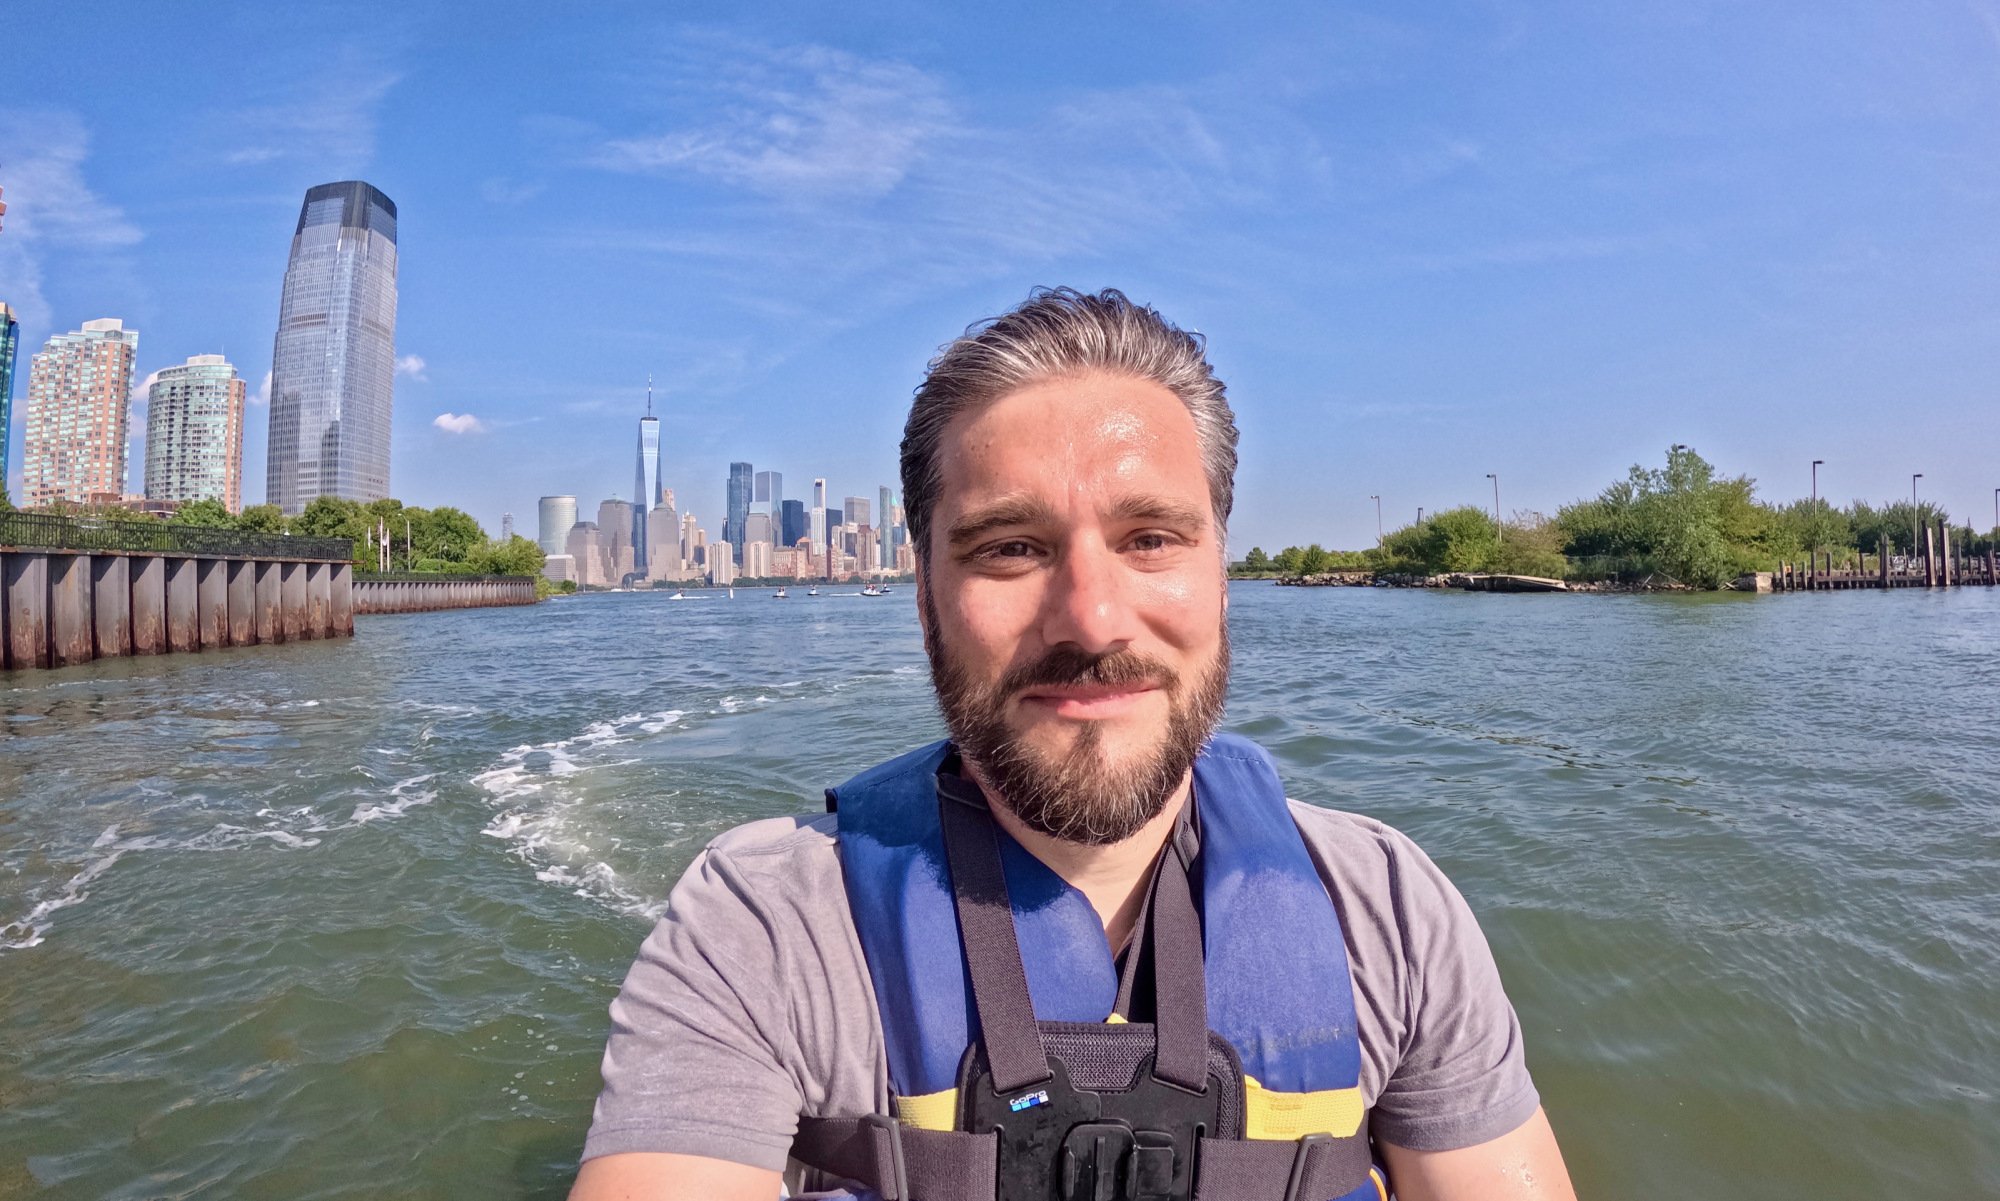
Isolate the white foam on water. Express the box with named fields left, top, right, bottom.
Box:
left=471, top=709, right=689, bottom=921
left=1, top=770, right=448, bottom=952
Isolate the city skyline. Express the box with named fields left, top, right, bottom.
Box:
left=4, top=4, right=2000, bottom=548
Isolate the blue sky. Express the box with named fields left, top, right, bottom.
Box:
left=4, top=0, right=1998, bottom=549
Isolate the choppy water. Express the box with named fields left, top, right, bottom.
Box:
left=2, top=583, right=1995, bottom=1199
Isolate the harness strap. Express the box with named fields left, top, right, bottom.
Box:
left=1148, top=820, right=1210, bottom=1092
left=792, top=1114, right=997, bottom=1201
left=790, top=1115, right=1372, bottom=1201
left=1195, top=1135, right=1376, bottom=1201
left=938, top=786, right=1052, bottom=1095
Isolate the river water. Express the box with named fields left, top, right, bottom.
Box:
left=1, top=583, right=1995, bottom=1199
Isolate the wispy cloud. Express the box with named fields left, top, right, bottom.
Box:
left=0, top=110, right=143, bottom=332
left=213, top=46, right=399, bottom=170
left=247, top=371, right=272, bottom=407
left=396, top=354, right=428, bottom=381
left=433, top=412, right=487, bottom=435
left=594, top=42, right=953, bottom=200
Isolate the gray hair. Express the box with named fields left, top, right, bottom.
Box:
left=899, top=287, right=1238, bottom=559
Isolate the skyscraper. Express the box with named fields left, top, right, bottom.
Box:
left=780, top=499, right=806, bottom=547
left=726, top=461, right=754, bottom=565
left=266, top=180, right=399, bottom=513
left=144, top=354, right=246, bottom=512
left=810, top=477, right=828, bottom=555
left=500, top=513, right=514, bottom=541
left=878, top=485, right=895, bottom=573
left=538, top=495, right=578, bottom=555
left=0, top=303, right=18, bottom=489
left=22, top=318, right=138, bottom=507
left=754, top=469, right=782, bottom=534
left=631, top=410, right=659, bottom=580
left=597, top=498, right=635, bottom=583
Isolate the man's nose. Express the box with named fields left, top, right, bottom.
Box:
left=1042, top=539, right=1141, bottom=654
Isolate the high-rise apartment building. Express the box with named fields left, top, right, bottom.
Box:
left=634, top=386, right=661, bottom=576
left=144, top=354, right=246, bottom=512
left=267, top=181, right=399, bottom=513
left=680, top=512, right=698, bottom=569
left=538, top=495, right=578, bottom=555
left=725, top=461, right=754, bottom=564
left=500, top=513, right=514, bottom=541
left=0, top=303, right=18, bottom=488
left=21, top=318, right=138, bottom=507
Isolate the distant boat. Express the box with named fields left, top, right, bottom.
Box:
left=878, top=585, right=894, bottom=594
left=669, top=590, right=686, bottom=600
left=860, top=585, right=882, bottom=596
left=773, top=588, right=789, bottom=599
left=807, top=586, right=820, bottom=597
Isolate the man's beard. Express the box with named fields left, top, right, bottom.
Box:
left=922, top=593, right=1230, bottom=846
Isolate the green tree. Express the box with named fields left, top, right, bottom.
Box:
left=1379, top=507, right=1498, bottom=575
left=467, top=535, right=547, bottom=577
left=1272, top=546, right=1306, bottom=577
left=173, top=498, right=234, bottom=527
left=1298, top=544, right=1335, bottom=575
left=1240, top=546, right=1272, bottom=572
left=236, top=504, right=287, bottom=533
left=417, top=506, right=486, bottom=565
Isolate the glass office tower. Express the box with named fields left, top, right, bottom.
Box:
left=634, top=395, right=661, bottom=576
left=266, top=181, right=399, bottom=513
left=0, top=303, right=18, bottom=487
left=726, top=461, right=754, bottom=565
left=538, top=495, right=578, bottom=556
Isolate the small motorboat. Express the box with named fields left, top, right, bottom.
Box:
left=807, top=586, right=820, bottom=597
left=774, top=588, right=789, bottom=599
left=861, top=585, right=882, bottom=596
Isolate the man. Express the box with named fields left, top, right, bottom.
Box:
left=572, top=289, right=1576, bottom=1201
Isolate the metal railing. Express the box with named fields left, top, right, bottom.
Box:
left=0, top=510, right=353, bottom=561
left=354, top=572, right=536, bottom=583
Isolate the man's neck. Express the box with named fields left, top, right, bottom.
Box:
left=962, top=761, right=1189, bottom=955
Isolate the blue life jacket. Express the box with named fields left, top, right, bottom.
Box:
left=816, top=733, right=1387, bottom=1201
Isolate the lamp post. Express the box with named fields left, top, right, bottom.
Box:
left=1811, top=459, right=1824, bottom=561
left=1911, top=474, right=1923, bottom=561
left=1486, top=473, right=1501, bottom=544
left=1370, top=495, right=1382, bottom=547
left=1417, top=507, right=1424, bottom=525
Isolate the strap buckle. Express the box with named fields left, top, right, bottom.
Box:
left=860, top=1113, right=910, bottom=1201
left=1282, top=1133, right=1333, bottom=1201
left=1059, top=1122, right=1178, bottom=1201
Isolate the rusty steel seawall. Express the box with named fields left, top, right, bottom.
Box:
left=351, top=575, right=538, bottom=614
left=0, top=550, right=356, bottom=672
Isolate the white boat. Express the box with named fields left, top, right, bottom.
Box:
left=860, top=585, right=882, bottom=596
left=669, top=590, right=686, bottom=600
left=807, top=586, right=820, bottom=597
left=774, top=588, right=789, bottom=599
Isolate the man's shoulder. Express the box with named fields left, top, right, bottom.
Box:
left=1285, top=799, right=1425, bottom=873
left=703, top=810, right=841, bottom=862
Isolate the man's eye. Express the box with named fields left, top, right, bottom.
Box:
left=978, top=540, right=1038, bottom=560
left=1129, top=533, right=1176, bottom=554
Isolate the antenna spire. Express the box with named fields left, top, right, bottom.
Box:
left=646, top=374, right=654, bottom=416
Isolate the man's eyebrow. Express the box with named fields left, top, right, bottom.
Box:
left=1107, top=495, right=1210, bottom=530
left=946, top=496, right=1061, bottom=546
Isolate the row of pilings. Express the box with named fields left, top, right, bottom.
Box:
left=2, top=552, right=354, bottom=671
left=352, top=575, right=538, bottom=613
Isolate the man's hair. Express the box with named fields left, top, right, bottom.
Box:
left=899, top=287, right=1238, bottom=557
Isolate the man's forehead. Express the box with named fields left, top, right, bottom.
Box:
left=936, top=373, right=1206, bottom=502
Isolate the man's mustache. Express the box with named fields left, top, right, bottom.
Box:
left=998, top=647, right=1180, bottom=696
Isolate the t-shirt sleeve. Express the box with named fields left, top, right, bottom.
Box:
left=581, top=838, right=806, bottom=1170
left=1366, top=828, right=1542, bottom=1151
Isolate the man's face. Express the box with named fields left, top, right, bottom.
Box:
left=918, top=371, right=1230, bottom=846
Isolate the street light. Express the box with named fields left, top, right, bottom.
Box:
left=1486, top=473, right=1501, bottom=544
left=1812, top=459, right=1824, bottom=560
left=1417, top=507, right=1424, bottom=525
left=1370, top=495, right=1382, bottom=547
left=1912, top=474, right=1923, bottom=561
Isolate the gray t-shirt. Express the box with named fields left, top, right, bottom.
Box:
left=584, top=800, right=1540, bottom=1172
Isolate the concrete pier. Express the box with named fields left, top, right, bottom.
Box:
left=352, top=575, right=538, bottom=613
left=4, top=528, right=532, bottom=672
left=132, top=556, right=165, bottom=655
left=92, top=556, right=132, bottom=658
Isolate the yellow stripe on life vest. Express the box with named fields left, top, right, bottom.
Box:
left=1242, top=1074, right=1366, bottom=1140
left=894, top=1088, right=959, bottom=1131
